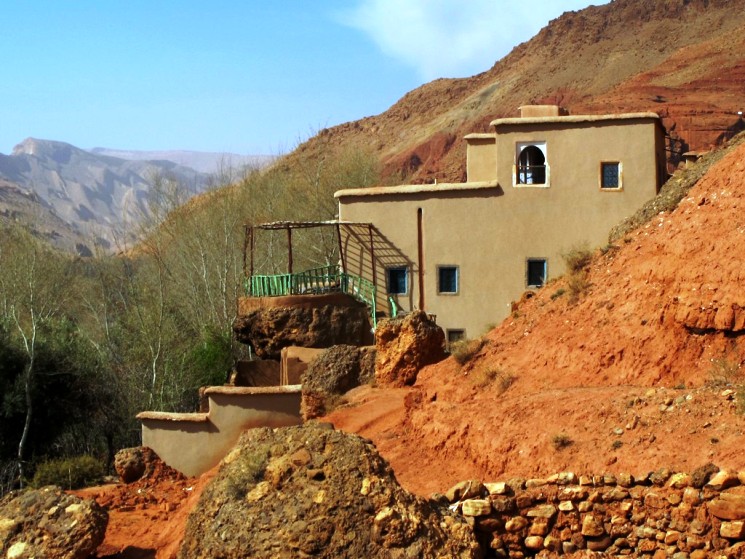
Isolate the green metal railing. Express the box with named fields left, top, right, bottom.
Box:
left=246, top=265, right=378, bottom=328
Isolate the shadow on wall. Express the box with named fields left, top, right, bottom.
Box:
left=341, top=223, right=413, bottom=319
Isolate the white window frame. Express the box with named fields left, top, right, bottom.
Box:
left=514, top=141, right=549, bottom=187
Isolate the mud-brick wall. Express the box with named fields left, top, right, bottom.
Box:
left=446, top=466, right=745, bottom=558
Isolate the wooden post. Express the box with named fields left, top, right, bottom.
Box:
left=242, top=225, right=249, bottom=279
left=368, top=224, right=376, bottom=289
left=287, top=226, right=293, bottom=275
left=337, top=222, right=346, bottom=275
left=417, top=208, right=425, bottom=311
left=249, top=226, right=255, bottom=279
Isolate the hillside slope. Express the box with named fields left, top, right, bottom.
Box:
left=287, top=0, right=745, bottom=183
left=0, top=138, right=207, bottom=253
left=326, top=132, right=745, bottom=495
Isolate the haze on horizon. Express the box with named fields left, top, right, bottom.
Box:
left=0, top=0, right=608, bottom=157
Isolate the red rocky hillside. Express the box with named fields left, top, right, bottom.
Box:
left=286, top=0, right=745, bottom=183
left=327, top=133, right=745, bottom=496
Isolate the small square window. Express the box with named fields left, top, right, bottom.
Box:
left=447, top=329, right=465, bottom=346
left=438, top=266, right=459, bottom=294
left=527, top=259, right=546, bottom=288
left=601, top=162, right=621, bottom=189
left=386, top=267, right=408, bottom=294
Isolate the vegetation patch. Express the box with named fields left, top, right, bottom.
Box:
left=450, top=337, right=487, bottom=366
left=471, top=367, right=516, bottom=393
left=563, top=244, right=594, bottom=273
left=551, top=433, right=573, bottom=451
left=31, top=455, right=105, bottom=490
left=567, top=272, right=591, bottom=304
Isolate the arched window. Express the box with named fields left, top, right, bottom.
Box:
left=517, top=144, right=546, bottom=185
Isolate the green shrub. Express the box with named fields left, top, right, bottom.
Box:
left=563, top=244, right=594, bottom=273
left=471, top=367, right=516, bottom=393
left=707, top=357, right=742, bottom=388
left=551, top=433, right=573, bottom=451
left=31, top=455, right=105, bottom=490
left=550, top=288, right=566, bottom=300
left=567, top=272, right=591, bottom=304
left=450, top=338, right=486, bottom=365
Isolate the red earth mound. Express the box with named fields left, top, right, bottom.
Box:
left=73, top=456, right=215, bottom=559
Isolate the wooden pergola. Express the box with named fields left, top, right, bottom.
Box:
left=242, top=220, right=378, bottom=286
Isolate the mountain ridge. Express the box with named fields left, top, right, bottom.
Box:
left=0, top=138, right=209, bottom=254
left=284, top=0, right=745, bottom=183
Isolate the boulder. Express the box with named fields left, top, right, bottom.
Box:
left=301, top=345, right=376, bottom=420
left=178, top=423, right=480, bottom=559
left=0, top=486, right=107, bottom=559
left=233, top=303, right=374, bottom=360
left=374, top=310, right=446, bottom=387
left=114, top=446, right=159, bottom=483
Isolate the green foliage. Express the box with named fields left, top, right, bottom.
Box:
left=550, top=288, right=566, bottom=300
left=450, top=338, right=486, bottom=365
left=551, top=433, right=573, bottom=451
left=226, top=449, right=270, bottom=499
left=31, top=455, right=105, bottom=490
left=470, top=367, right=516, bottom=393
left=0, top=147, right=384, bottom=496
left=567, top=272, right=591, bottom=304
left=562, top=244, right=594, bottom=273
left=707, top=356, right=742, bottom=387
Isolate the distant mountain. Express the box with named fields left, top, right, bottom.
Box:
left=89, top=148, right=275, bottom=175
left=0, top=138, right=210, bottom=254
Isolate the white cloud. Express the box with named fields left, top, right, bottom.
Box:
left=338, top=0, right=609, bottom=81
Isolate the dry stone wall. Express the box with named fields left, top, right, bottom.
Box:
left=445, top=465, right=745, bottom=558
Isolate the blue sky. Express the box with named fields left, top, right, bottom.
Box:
left=0, top=1, right=607, bottom=156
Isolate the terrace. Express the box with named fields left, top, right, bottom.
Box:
left=242, top=220, right=391, bottom=328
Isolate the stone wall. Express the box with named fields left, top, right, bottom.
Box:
left=445, top=465, right=745, bottom=557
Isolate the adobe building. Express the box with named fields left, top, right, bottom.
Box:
left=335, top=105, right=667, bottom=340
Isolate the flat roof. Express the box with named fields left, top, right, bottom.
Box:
left=490, top=112, right=660, bottom=127
left=334, top=180, right=499, bottom=199
left=463, top=133, right=495, bottom=140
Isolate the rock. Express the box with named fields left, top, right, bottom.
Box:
left=233, top=302, right=374, bottom=360
left=462, top=499, right=491, bottom=517
left=524, top=535, right=544, bottom=550
left=581, top=515, right=605, bottom=537
left=178, top=423, right=479, bottom=558
left=505, top=517, right=528, bottom=532
left=649, top=468, right=671, bottom=486
left=374, top=310, right=446, bottom=387
left=721, top=521, right=745, bottom=539
left=0, top=486, right=107, bottom=559
left=114, top=446, right=158, bottom=483
left=707, top=470, right=739, bottom=491
left=300, top=345, right=376, bottom=419
left=617, top=472, right=634, bottom=487
left=708, top=492, right=745, bottom=520
left=445, top=480, right=487, bottom=502
left=644, top=491, right=667, bottom=509
left=690, top=462, right=719, bottom=488
left=683, top=487, right=702, bottom=505
left=485, top=482, right=508, bottom=495
left=668, top=472, right=692, bottom=489
left=586, top=535, right=612, bottom=552
left=526, top=504, right=557, bottom=519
